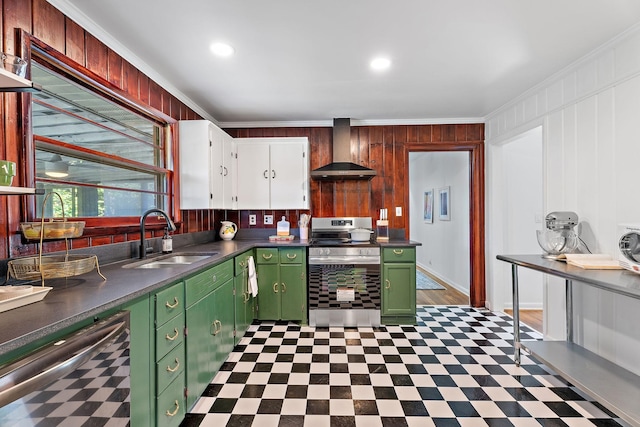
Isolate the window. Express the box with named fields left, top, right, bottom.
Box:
left=30, top=54, right=172, bottom=221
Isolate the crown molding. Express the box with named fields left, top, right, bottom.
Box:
left=219, top=117, right=485, bottom=128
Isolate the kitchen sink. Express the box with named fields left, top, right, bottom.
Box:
left=123, top=252, right=218, bottom=269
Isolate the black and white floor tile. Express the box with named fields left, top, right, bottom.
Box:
left=181, top=306, right=625, bottom=427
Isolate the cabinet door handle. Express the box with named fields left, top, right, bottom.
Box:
left=272, top=169, right=276, bottom=179
left=385, top=279, right=391, bottom=290
left=243, top=291, right=250, bottom=303
left=165, top=328, right=179, bottom=341
left=212, top=274, right=217, bottom=282
left=239, top=260, right=246, bottom=267
left=262, top=253, right=273, bottom=260
left=212, top=320, right=221, bottom=335
left=166, top=358, right=180, bottom=373
left=286, top=253, right=297, bottom=260
left=166, top=400, right=180, bottom=417
left=273, top=282, right=279, bottom=293
left=223, top=166, right=228, bottom=176
left=281, top=282, right=287, bottom=293
left=263, top=169, right=269, bottom=179
left=165, top=297, right=179, bottom=309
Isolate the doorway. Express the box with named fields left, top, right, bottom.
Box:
left=409, top=151, right=470, bottom=304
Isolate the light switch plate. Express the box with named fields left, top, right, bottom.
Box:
left=264, top=214, right=273, bottom=225
left=249, top=214, right=257, bottom=225
left=396, top=207, right=402, bottom=216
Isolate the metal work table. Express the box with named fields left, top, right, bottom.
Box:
left=497, top=254, right=640, bottom=427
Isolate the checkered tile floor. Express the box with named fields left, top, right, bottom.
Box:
left=180, top=306, right=625, bottom=427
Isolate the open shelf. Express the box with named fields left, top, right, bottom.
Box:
left=524, top=340, right=640, bottom=427
left=0, top=187, right=44, bottom=195
left=0, top=67, right=41, bottom=92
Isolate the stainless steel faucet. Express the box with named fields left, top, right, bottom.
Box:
left=140, top=208, right=177, bottom=259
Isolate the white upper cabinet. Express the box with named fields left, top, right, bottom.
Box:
left=235, top=137, right=309, bottom=210
left=178, top=120, right=236, bottom=210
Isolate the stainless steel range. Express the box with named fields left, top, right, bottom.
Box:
left=308, top=217, right=381, bottom=327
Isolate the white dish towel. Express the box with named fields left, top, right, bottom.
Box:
left=248, top=255, right=258, bottom=297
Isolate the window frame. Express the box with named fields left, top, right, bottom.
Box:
left=17, top=30, right=181, bottom=231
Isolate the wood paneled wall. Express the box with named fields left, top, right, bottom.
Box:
left=0, top=0, right=209, bottom=258
left=227, top=123, right=484, bottom=232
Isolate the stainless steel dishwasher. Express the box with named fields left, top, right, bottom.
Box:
left=0, top=311, right=130, bottom=426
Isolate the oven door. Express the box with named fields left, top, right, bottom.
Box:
left=308, top=260, right=381, bottom=327
left=0, top=311, right=130, bottom=425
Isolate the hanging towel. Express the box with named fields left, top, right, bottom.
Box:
left=248, top=255, right=258, bottom=297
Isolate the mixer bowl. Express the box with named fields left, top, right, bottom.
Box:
left=536, top=229, right=579, bottom=256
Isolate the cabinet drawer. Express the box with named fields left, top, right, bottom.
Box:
left=234, top=250, right=253, bottom=275
left=157, top=342, right=185, bottom=394
left=383, top=247, right=416, bottom=263
left=279, top=248, right=303, bottom=264
left=185, top=260, right=234, bottom=306
left=156, top=375, right=185, bottom=427
left=155, top=282, right=185, bottom=326
left=256, top=248, right=278, bottom=264
left=156, top=312, right=185, bottom=360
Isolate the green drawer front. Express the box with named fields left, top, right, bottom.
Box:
left=157, top=342, right=185, bottom=394
left=156, top=375, right=185, bottom=427
left=155, top=312, right=184, bottom=361
left=256, top=248, right=278, bottom=264
left=155, top=282, right=185, bottom=326
left=234, top=250, right=253, bottom=275
left=383, top=247, right=416, bottom=263
left=185, top=260, right=233, bottom=306
left=279, top=248, right=303, bottom=264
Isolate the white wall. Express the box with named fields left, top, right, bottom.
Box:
left=499, top=127, right=544, bottom=311
left=409, top=152, right=470, bottom=294
left=486, top=23, right=640, bottom=375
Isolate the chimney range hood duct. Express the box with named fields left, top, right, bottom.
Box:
left=311, top=118, right=376, bottom=181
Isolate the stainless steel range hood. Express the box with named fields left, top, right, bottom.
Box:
left=311, top=118, right=376, bottom=181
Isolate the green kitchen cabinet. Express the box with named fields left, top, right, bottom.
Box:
left=184, top=260, right=235, bottom=410
left=255, top=247, right=307, bottom=322
left=153, top=281, right=186, bottom=427
left=381, top=247, right=417, bottom=325
left=234, top=250, right=255, bottom=344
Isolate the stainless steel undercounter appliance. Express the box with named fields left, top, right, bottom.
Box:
left=308, top=217, right=381, bottom=327
left=0, top=311, right=131, bottom=425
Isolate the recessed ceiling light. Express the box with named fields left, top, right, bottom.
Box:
left=210, top=42, right=235, bottom=57
left=370, top=57, right=391, bottom=71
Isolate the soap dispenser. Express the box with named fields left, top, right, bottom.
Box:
left=162, top=228, right=173, bottom=253
left=276, top=216, right=290, bottom=236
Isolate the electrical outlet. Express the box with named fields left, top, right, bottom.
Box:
left=396, top=206, right=402, bottom=216
left=264, top=214, right=273, bottom=225
left=249, top=214, right=257, bottom=225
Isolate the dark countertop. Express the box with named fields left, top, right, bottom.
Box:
left=0, top=236, right=419, bottom=357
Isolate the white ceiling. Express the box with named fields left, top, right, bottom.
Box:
left=50, top=0, right=640, bottom=126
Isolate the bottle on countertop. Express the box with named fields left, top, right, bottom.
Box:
left=277, top=216, right=290, bottom=236
left=162, top=227, right=173, bottom=253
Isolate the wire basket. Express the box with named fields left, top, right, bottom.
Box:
left=8, top=192, right=106, bottom=286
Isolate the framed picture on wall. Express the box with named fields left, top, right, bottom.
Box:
left=439, top=186, right=450, bottom=221
left=424, top=190, right=434, bottom=223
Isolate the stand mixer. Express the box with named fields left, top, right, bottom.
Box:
left=536, top=211, right=579, bottom=259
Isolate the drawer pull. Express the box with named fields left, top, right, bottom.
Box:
left=385, top=279, right=391, bottom=290
left=166, top=400, right=180, bottom=417
left=243, top=291, right=250, bottom=303
left=273, top=282, right=279, bottom=293
left=262, top=253, right=273, bottom=260
left=212, top=274, right=217, bottom=282
left=281, top=282, right=287, bottom=293
left=165, top=328, right=179, bottom=341
left=165, top=297, right=179, bottom=309
left=166, top=358, right=180, bottom=373
left=286, top=253, right=297, bottom=260
left=393, top=249, right=404, bottom=255
left=239, top=260, right=246, bottom=267
left=212, top=319, right=222, bottom=336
